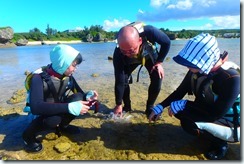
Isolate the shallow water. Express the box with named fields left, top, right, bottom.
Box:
left=0, top=38, right=240, bottom=107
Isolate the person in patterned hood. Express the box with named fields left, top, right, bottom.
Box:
left=148, top=33, right=240, bottom=160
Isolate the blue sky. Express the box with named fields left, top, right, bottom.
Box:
left=1, top=0, right=240, bottom=33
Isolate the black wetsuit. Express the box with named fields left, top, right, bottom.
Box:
left=30, top=73, right=84, bottom=116
left=24, top=67, right=86, bottom=138
left=113, top=25, right=171, bottom=110
left=159, top=67, right=240, bottom=136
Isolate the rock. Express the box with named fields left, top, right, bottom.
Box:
left=165, top=57, right=171, bottom=62
left=24, top=70, right=31, bottom=76
left=7, top=88, right=26, bottom=104
left=54, top=142, right=71, bottom=153
left=91, top=73, right=99, bottom=77
left=108, top=56, right=113, bottom=60
left=15, top=38, right=28, bottom=46
left=167, top=33, right=177, bottom=40
left=86, top=34, right=93, bottom=42
left=0, top=27, right=14, bottom=44
left=41, top=41, right=47, bottom=45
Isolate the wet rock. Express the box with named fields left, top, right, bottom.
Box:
left=24, top=70, right=31, bottom=76
left=91, top=73, right=99, bottom=77
left=7, top=88, right=26, bottom=104
left=108, top=56, right=113, bottom=60
left=45, top=132, right=59, bottom=140
left=15, top=38, right=28, bottom=46
left=0, top=152, right=20, bottom=160
left=165, top=56, right=171, bottom=62
left=54, top=142, right=71, bottom=153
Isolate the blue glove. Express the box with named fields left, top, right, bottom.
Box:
left=152, top=104, right=164, bottom=115
left=86, top=90, right=94, bottom=100
left=170, top=100, right=187, bottom=115
left=68, top=101, right=83, bottom=116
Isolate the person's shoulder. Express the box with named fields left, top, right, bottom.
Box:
left=224, top=68, right=240, bottom=77
left=143, top=25, right=167, bottom=38
left=215, top=67, right=240, bottom=80
left=143, top=24, right=156, bottom=31
left=142, top=25, right=159, bottom=38
left=113, top=47, right=122, bottom=57
left=31, top=73, right=43, bottom=81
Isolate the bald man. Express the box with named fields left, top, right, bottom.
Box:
left=112, top=23, right=171, bottom=117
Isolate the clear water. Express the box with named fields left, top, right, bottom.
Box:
left=0, top=38, right=240, bottom=106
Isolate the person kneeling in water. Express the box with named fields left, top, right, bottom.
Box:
left=148, top=33, right=240, bottom=160
left=22, top=44, right=98, bottom=153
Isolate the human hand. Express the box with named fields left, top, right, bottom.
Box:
left=149, top=104, right=163, bottom=123
left=169, top=100, right=187, bottom=116
left=151, top=63, right=164, bottom=79
left=68, top=100, right=90, bottom=116
left=80, top=101, right=90, bottom=115
left=168, top=108, right=174, bottom=117
left=113, top=104, right=123, bottom=117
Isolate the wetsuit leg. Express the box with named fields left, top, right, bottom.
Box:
left=43, top=116, right=62, bottom=128
left=123, top=83, right=131, bottom=111
left=56, top=114, right=80, bottom=136
left=60, top=114, right=76, bottom=127
left=175, top=107, right=210, bottom=136
left=23, top=116, right=45, bottom=139
left=145, top=62, right=162, bottom=114
left=58, top=92, right=84, bottom=135
left=123, top=64, right=138, bottom=111
left=22, top=116, right=45, bottom=152
left=175, top=109, right=229, bottom=160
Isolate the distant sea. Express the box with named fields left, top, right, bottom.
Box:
left=0, top=38, right=240, bottom=107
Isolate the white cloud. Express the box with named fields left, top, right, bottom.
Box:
left=199, top=0, right=217, bottom=7
left=177, top=16, right=240, bottom=30
left=103, top=19, right=131, bottom=31
left=138, top=9, right=144, bottom=14
left=75, top=27, right=83, bottom=31
left=138, top=0, right=240, bottom=22
left=204, top=23, right=213, bottom=29
left=210, top=16, right=240, bottom=29
left=167, top=0, right=192, bottom=10
left=150, top=0, right=169, bottom=8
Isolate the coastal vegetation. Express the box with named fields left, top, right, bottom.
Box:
left=11, top=24, right=240, bottom=43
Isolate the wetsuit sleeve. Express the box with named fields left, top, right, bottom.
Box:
left=160, top=71, right=192, bottom=108
left=29, top=74, right=69, bottom=115
left=113, top=47, right=125, bottom=105
left=143, top=25, right=171, bottom=63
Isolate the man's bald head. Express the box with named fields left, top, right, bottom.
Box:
left=117, top=26, right=139, bottom=46
left=117, top=26, right=142, bottom=57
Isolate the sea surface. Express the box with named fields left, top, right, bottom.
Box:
left=0, top=38, right=240, bottom=107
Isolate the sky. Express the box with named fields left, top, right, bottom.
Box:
left=1, top=0, right=241, bottom=33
